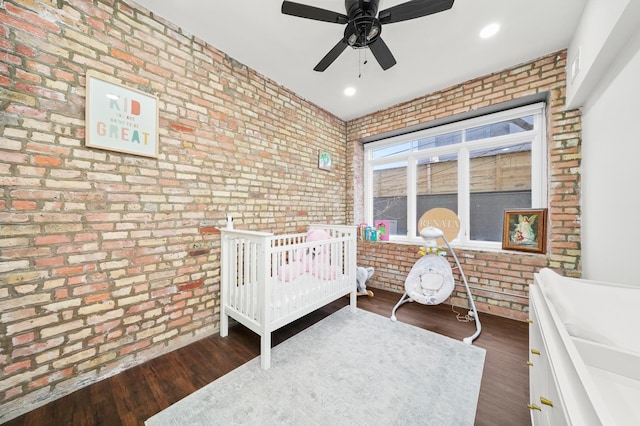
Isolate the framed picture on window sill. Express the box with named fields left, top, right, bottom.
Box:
left=502, top=208, right=547, bottom=253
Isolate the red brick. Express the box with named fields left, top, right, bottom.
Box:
left=178, top=280, right=203, bottom=292
left=199, top=227, right=220, bottom=234
left=119, top=340, right=151, bottom=356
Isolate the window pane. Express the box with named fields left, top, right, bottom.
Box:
left=469, top=143, right=532, bottom=241
left=413, top=130, right=462, bottom=151
left=373, top=163, right=407, bottom=236
left=416, top=154, right=458, bottom=236
left=465, top=115, right=534, bottom=141
left=371, top=142, right=411, bottom=159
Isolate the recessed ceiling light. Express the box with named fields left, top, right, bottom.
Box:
left=344, top=86, right=356, bottom=96
left=480, top=22, right=500, bottom=39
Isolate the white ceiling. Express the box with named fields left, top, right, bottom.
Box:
left=132, top=0, right=587, bottom=121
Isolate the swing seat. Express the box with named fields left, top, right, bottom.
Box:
left=405, top=255, right=454, bottom=305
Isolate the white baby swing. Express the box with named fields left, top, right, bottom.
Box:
left=390, top=226, right=482, bottom=344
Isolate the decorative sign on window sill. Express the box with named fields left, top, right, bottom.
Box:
left=418, top=208, right=460, bottom=244
left=86, top=71, right=159, bottom=158
left=318, top=151, right=332, bottom=171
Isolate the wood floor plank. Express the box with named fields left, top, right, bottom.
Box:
left=5, top=290, right=531, bottom=426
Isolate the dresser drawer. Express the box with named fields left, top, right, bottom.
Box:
left=529, top=289, right=569, bottom=425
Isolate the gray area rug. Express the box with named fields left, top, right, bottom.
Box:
left=146, top=307, right=486, bottom=426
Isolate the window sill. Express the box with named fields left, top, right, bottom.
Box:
left=359, top=236, right=532, bottom=254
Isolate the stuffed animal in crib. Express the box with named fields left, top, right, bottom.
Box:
left=278, top=229, right=342, bottom=281
left=302, top=229, right=342, bottom=279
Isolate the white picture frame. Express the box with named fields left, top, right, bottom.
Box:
left=85, top=71, right=159, bottom=158
left=318, top=151, right=332, bottom=171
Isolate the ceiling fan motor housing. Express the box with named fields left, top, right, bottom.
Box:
left=345, top=16, right=382, bottom=47
left=345, top=0, right=379, bottom=18
left=344, top=0, right=382, bottom=47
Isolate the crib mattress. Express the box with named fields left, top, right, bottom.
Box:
left=271, top=272, right=349, bottom=310
left=228, top=273, right=350, bottom=321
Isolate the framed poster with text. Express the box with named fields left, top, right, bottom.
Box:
left=86, top=71, right=159, bottom=158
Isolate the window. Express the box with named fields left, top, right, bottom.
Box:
left=364, top=103, right=546, bottom=248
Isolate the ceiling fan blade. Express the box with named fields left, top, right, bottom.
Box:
left=378, top=0, right=454, bottom=24
left=281, top=1, right=349, bottom=24
left=314, top=39, right=349, bottom=72
left=368, top=37, right=397, bottom=70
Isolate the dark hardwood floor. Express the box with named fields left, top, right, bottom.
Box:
left=5, top=289, right=531, bottom=426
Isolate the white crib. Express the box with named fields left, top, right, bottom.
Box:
left=219, top=224, right=357, bottom=369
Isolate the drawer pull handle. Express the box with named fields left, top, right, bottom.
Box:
left=526, top=318, right=533, bottom=323
left=528, top=403, right=542, bottom=411
left=526, top=361, right=533, bottom=366
left=540, top=397, right=554, bottom=407
left=531, top=348, right=541, bottom=355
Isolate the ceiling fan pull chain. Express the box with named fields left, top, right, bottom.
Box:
left=358, top=48, right=369, bottom=78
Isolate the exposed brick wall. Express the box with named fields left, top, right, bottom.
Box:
left=0, top=0, right=346, bottom=421
left=349, top=51, right=582, bottom=321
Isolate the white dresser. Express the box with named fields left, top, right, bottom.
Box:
left=528, top=268, right=640, bottom=425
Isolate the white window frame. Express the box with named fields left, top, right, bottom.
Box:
left=363, top=102, right=547, bottom=250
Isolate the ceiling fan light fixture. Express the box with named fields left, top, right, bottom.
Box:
left=366, top=25, right=379, bottom=41
left=344, top=86, right=356, bottom=96
left=480, top=22, right=500, bottom=39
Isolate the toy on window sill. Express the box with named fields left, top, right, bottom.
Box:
left=356, top=266, right=375, bottom=297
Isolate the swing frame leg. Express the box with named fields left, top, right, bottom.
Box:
left=442, top=238, right=482, bottom=344
left=390, top=292, right=412, bottom=322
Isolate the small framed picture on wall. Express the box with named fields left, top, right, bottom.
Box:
left=318, top=151, right=332, bottom=171
left=502, top=208, right=547, bottom=253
